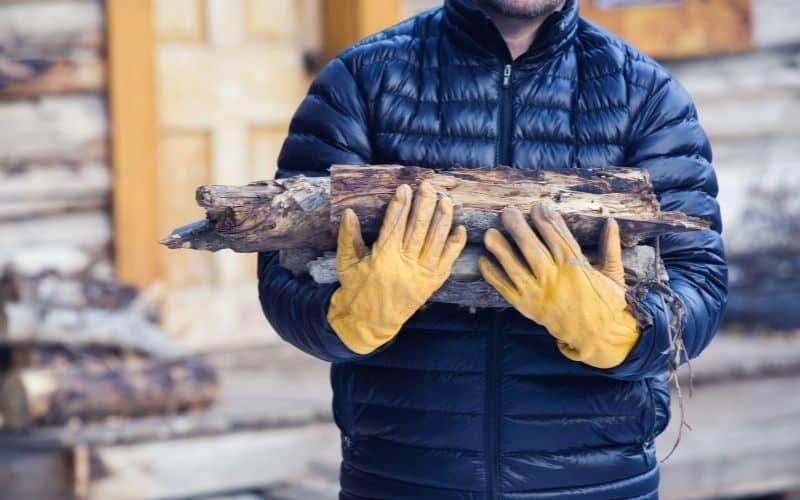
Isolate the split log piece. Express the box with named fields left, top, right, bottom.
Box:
left=161, top=164, right=709, bottom=252
left=306, top=244, right=667, bottom=308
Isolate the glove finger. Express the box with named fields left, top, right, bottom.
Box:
left=598, top=218, right=625, bottom=287
left=483, top=228, right=532, bottom=289
left=376, top=184, right=412, bottom=250
left=478, top=255, right=521, bottom=301
left=557, top=340, right=584, bottom=362
left=437, top=225, right=467, bottom=273
left=336, top=209, right=367, bottom=272
left=403, top=181, right=437, bottom=258
left=420, top=196, right=454, bottom=270
left=501, top=206, right=554, bottom=278
left=530, top=203, right=583, bottom=263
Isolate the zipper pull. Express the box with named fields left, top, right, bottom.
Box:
left=502, top=64, right=512, bottom=88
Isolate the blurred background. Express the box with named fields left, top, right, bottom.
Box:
left=0, top=0, right=798, bottom=498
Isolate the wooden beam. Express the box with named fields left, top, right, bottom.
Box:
left=106, top=0, right=161, bottom=287
left=581, top=0, right=752, bottom=60
left=87, top=423, right=339, bottom=499
left=323, top=0, right=402, bottom=60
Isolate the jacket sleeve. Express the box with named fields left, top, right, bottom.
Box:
left=256, top=56, right=374, bottom=363
left=600, top=74, right=729, bottom=381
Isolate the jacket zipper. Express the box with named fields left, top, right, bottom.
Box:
left=496, top=63, right=514, bottom=166
left=486, top=63, right=513, bottom=500
left=486, top=309, right=500, bottom=500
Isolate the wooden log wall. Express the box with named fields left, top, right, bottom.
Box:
left=0, top=0, right=110, bottom=281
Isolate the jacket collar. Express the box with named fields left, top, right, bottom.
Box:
left=442, top=0, right=578, bottom=67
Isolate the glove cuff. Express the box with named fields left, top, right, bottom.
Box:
left=326, top=287, right=402, bottom=355
left=558, top=310, right=641, bottom=369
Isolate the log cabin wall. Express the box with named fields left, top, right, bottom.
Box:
left=0, top=0, right=111, bottom=281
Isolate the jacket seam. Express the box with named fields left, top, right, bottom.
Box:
left=349, top=434, right=483, bottom=456
left=505, top=413, right=639, bottom=422
left=341, top=461, right=481, bottom=494
left=502, top=441, right=652, bottom=458
left=349, top=362, right=485, bottom=375
left=501, top=463, right=658, bottom=495
left=349, top=398, right=483, bottom=417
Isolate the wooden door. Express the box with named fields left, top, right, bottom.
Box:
left=107, top=0, right=407, bottom=350
left=153, top=0, right=319, bottom=349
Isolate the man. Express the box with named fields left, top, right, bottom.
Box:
left=257, top=0, right=728, bottom=498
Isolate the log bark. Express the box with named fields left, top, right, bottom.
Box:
left=8, top=346, right=125, bottom=372
left=0, top=356, right=218, bottom=429
left=307, top=245, right=667, bottom=308
left=161, top=164, right=709, bottom=252
left=0, top=164, right=110, bottom=220
left=0, top=0, right=104, bottom=98
left=1, top=273, right=139, bottom=311
left=2, top=274, right=134, bottom=310
left=0, top=96, right=108, bottom=170
left=166, top=174, right=332, bottom=252
left=0, top=52, right=104, bottom=98
left=0, top=302, right=176, bottom=357
left=330, top=165, right=706, bottom=247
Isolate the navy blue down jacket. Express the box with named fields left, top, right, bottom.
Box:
left=257, top=0, right=728, bottom=498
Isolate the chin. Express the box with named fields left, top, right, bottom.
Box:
left=480, top=0, right=566, bottom=19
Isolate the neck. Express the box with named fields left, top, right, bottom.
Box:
left=478, top=1, right=567, bottom=60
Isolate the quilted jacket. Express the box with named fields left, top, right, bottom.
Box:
left=257, top=0, right=728, bottom=498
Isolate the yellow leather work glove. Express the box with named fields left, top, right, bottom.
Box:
left=478, top=204, right=640, bottom=369
left=327, top=182, right=467, bottom=354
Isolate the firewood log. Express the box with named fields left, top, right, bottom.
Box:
left=160, top=164, right=707, bottom=307
left=161, top=164, right=708, bottom=252
left=305, top=245, right=668, bottom=309
left=0, top=302, right=175, bottom=357
left=0, top=356, right=218, bottom=429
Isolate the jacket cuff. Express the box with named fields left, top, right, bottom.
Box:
left=595, top=285, right=680, bottom=380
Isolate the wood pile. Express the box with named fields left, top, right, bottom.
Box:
left=0, top=271, right=219, bottom=430
left=161, top=164, right=708, bottom=308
